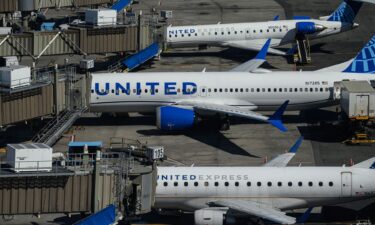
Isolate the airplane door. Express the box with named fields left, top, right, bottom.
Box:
left=341, top=172, right=352, bottom=197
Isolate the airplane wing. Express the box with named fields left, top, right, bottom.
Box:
left=230, top=39, right=270, bottom=72
left=212, top=199, right=296, bottom=224
left=223, top=39, right=286, bottom=56
left=177, top=100, right=289, bottom=132
left=263, top=136, right=303, bottom=167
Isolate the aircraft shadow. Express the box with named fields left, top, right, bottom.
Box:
left=137, top=125, right=260, bottom=158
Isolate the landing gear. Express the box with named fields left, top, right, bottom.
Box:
left=219, top=118, right=230, bottom=131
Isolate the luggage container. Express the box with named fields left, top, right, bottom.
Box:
left=6, top=143, right=53, bottom=172
left=339, top=81, right=375, bottom=120
left=0, top=65, right=31, bottom=89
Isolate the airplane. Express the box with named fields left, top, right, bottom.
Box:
left=165, top=0, right=369, bottom=55
left=155, top=136, right=375, bottom=225
left=89, top=35, right=375, bottom=131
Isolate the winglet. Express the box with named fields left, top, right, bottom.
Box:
left=289, top=136, right=304, bottom=153
left=255, top=39, right=271, bottom=60
left=268, top=100, right=289, bottom=132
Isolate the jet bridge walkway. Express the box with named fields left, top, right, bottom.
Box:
left=108, top=42, right=160, bottom=72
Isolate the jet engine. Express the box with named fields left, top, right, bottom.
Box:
left=156, top=106, right=196, bottom=130
left=296, top=22, right=325, bottom=34
left=195, top=208, right=226, bottom=225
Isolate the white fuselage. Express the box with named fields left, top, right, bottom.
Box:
left=166, top=20, right=354, bottom=49
left=155, top=166, right=375, bottom=211
left=90, top=71, right=375, bottom=112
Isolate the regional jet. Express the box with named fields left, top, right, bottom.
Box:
left=165, top=0, right=368, bottom=55
left=156, top=137, right=375, bottom=225
left=90, top=35, right=375, bottom=131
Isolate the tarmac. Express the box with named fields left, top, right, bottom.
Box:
left=2, top=0, right=375, bottom=224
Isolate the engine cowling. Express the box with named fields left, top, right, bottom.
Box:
left=296, top=22, right=325, bottom=34
left=194, top=208, right=227, bottom=225
left=156, top=106, right=196, bottom=130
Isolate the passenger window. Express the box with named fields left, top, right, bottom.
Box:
left=305, top=88, right=308, bottom=92
left=247, top=182, right=251, bottom=186
left=184, top=182, right=188, bottom=187
left=284, top=88, right=288, bottom=92
left=155, top=89, right=159, bottom=93
left=309, top=182, right=313, bottom=187
left=253, top=30, right=256, bottom=33
left=235, top=182, right=239, bottom=187
left=279, top=29, right=282, bottom=32
left=251, top=88, right=254, bottom=92
left=91, top=89, right=94, bottom=93
left=195, top=33, right=197, bottom=36
left=298, top=182, right=303, bottom=187
left=257, top=182, right=261, bottom=187
left=260, top=29, right=263, bottom=33
left=278, top=182, right=282, bottom=187
left=208, top=88, right=211, bottom=92
left=177, top=88, right=181, bottom=93
left=235, top=88, right=238, bottom=92
left=288, top=182, right=292, bottom=187
left=274, top=88, right=277, bottom=92
left=234, top=31, right=237, bottom=34
left=188, top=34, right=191, bottom=37
left=262, top=88, right=265, bottom=92
left=230, top=88, right=233, bottom=92
left=256, top=88, right=260, bottom=92
left=320, top=88, right=323, bottom=92
left=310, top=88, right=313, bottom=92
left=221, top=32, right=224, bottom=35
left=214, top=182, right=219, bottom=187
left=225, top=88, right=228, bottom=92
left=225, top=182, right=229, bottom=187
left=194, top=182, right=199, bottom=187
left=245, top=88, right=249, bottom=92
left=329, top=182, right=333, bottom=187
left=279, top=88, right=282, bottom=92
left=294, top=88, right=298, bottom=92
left=247, top=30, right=250, bottom=33
left=268, top=88, right=271, bottom=92
left=204, top=182, right=209, bottom=187
left=215, top=32, right=217, bottom=35
left=240, top=88, right=243, bottom=92
left=214, top=88, right=217, bottom=92
left=174, top=182, right=178, bottom=187
left=325, top=87, right=329, bottom=92
left=181, top=34, right=184, bottom=37
left=163, top=182, right=168, bottom=187
left=144, top=89, right=148, bottom=93
left=266, top=29, right=269, bottom=32
left=219, top=88, right=223, bottom=92
left=228, top=32, right=230, bottom=35
left=202, top=88, right=205, bottom=92
left=273, top=29, right=276, bottom=32
left=133, top=89, right=136, bottom=93
left=300, top=88, right=303, bottom=92
left=289, top=88, right=293, bottom=92
left=111, top=89, right=114, bottom=93
left=175, top=35, right=177, bottom=37
left=169, top=35, right=172, bottom=38
left=267, top=182, right=272, bottom=187
left=319, top=182, right=323, bottom=186
left=315, top=88, right=318, bottom=92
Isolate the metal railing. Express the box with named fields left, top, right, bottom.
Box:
left=0, top=152, right=135, bottom=177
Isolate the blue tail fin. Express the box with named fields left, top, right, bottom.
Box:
left=343, top=35, right=375, bottom=73
left=327, top=0, right=363, bottom=23
left=268, top=100, right=289, bottom=132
